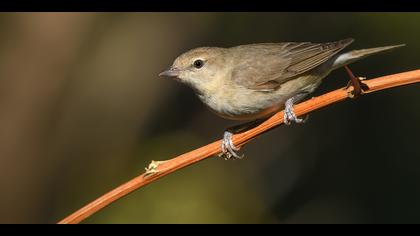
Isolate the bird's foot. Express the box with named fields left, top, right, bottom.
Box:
left=218, top=131, right=244, bottom=160
left=284, top=97, right=308, bottom=125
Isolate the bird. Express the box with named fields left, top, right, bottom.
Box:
left=159, top=38, right=404, bottom=160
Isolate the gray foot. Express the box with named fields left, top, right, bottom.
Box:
left=219, top=131, right=244, bottom=160
left=284, top=97, right=307, bottom=125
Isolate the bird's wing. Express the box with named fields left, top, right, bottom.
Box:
left=230, top=38, right=354, bottom=91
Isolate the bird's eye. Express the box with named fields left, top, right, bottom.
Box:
left=193, top=59, right=204, bottom=69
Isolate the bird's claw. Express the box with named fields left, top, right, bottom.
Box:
left=284, top=97, right=307, bottom=125
left=218, top=131, right=244, bottom=160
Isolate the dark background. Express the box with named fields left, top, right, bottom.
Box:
left=0, top=12, right=419, bottom=223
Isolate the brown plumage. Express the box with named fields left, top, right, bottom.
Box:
left=230, top=38, right=354, bottom=91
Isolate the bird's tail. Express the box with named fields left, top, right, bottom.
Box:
left=332, top=44, right=405, bottom=70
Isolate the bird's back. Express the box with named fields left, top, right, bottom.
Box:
left=227, top=39, right=354, bottom=91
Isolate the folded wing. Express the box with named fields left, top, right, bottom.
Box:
left=230, top=38, right=354, bottom=91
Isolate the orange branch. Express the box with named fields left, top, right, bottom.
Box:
left=58, top=69, right=420, bottom=224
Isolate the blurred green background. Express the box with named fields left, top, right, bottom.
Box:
left=0, top=12, right=419, bottom=224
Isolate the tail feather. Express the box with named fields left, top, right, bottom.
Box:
left=332, top=44, right=405, bottom=70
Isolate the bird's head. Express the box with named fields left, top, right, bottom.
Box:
left=159, top=47, right=229, bottom=94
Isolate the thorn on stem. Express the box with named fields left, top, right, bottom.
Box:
left=144, top=160, right=169, bottom=177
left=344, top=66, right=369, bottom=98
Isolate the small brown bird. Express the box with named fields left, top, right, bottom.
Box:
left=159, top=38, right=404, bottom=159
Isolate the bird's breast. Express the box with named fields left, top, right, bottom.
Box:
left=196, top=72, right=327, bottom=121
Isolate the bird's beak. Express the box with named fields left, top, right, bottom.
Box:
left=159, top=67, right=180, bottom=78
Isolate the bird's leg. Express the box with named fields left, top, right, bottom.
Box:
left=219, top=119, right=264, bottom=160
left=344, top=65, right=369, bottom=98
left=284, top=93, right=309, bottom=125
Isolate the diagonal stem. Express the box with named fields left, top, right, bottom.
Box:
left=58, top=69, right=420, bottom=224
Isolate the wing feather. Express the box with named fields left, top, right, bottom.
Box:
left=230, top=38, right=354, bottom=91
